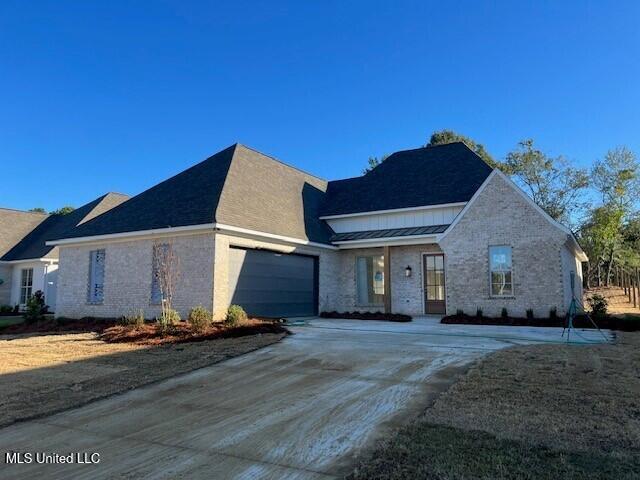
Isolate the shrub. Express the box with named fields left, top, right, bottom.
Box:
left=526, top=309, right=534, bottom=320
left=476, top=307, right=483, bottom=318
left=456, top=309, right=464, bottom=316
left=587, top=294, right=608, bottom=318
left=549, top=307, right=558, bottom=321
left=0, top=304, right=12, bottom=313
left=501, top=307, right=508, bottom=318
left=156, top=308, right=180, bottom=335
left=188, top=305, right=211, bottom=333
left=225, top=305, right=247, bottom=327
left=119, top=309, right=145, bottom=328
left=23, top=290, right=48, bottom=323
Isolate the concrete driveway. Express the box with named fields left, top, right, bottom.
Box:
left=0, top=318, right=609, bottom=479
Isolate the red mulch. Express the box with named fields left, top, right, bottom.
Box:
left=320, top=311, right=412, bottom=322
left=99, top=320, right=289, bottom=345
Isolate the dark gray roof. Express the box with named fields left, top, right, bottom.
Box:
left=331, top=224, right=449, bottom=242
left=59, top=144, right=334, bottom=244
left=1, top=193, right=129, bottom=261
left=321, top=142, right=493, bottom=217
left=0, top=209, right=48, bottom=258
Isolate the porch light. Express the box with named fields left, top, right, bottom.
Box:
left=405, top=266, right=412, bottom=277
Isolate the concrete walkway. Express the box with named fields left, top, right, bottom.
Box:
left=0, top=318, right=611, bottom=479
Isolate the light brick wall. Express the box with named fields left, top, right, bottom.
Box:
left=328, top=244, right=441, bottom=315
left=56, top=233, right=215, bottom=319
left=211, top=233, right=340, bottom=319
left=439, top=173, right=568, bottom=317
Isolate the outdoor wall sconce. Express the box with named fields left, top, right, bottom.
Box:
left=405, top=266, right=412, bottom=277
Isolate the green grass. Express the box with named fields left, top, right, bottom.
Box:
left=0, top=316, right=24, bottom=328
left=349, top=423, right=639, bottom=480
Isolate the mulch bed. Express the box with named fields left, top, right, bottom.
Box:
left=99, top=320, right=289, bottom=345
left=0, top=317, right=119, bottom=335
left=320, top=311, right=412, bottom=322
left=441, top=313, right=640, bottom=331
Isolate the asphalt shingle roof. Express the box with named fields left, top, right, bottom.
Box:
left=59, top=144, right=334, bottom=244
left=320, top=142, right=493, bottom=217
left=1, top=193, right=129, bottom=261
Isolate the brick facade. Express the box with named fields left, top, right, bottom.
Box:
left=439, top=173, right=569, bottom=317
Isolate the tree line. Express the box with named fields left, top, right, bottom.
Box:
left=367, top=129, right=640, bottom=288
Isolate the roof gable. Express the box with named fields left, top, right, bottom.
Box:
left=321, top=142, right=493, bottom=217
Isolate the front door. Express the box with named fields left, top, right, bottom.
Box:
left=423, top=254, right=446, bottom=314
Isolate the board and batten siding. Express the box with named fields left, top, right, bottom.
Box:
left=325, top=205, right=464, bottom=233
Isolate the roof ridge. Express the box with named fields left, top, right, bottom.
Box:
left=234, top=143, right=327, bottom=183
left=0, top=206, right=49, bottom=216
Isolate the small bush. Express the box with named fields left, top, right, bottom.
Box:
left=119, top=309, right=145, bottom=328
left=587, top=294, right=608, bottom=318
left=476, top=307, right=483, bottom=318
left=0, top=304, right=12, bottom=313
left=156, top=308, right=180, bottom=335
left=501, top=307, right=508, bottom=318
left=456, top=309, right=464, bottom=316
left=526, top=309, right=534, bottom=320
left=23, top=290, right=48, bottom=323
left=549, top=307, right=558, bottom=321
left=188, top=305, right=211, bottom=333
left=225, top=305, right=247, bottom=327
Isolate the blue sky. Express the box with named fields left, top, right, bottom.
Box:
left=1, top=1, right=639, bottom=211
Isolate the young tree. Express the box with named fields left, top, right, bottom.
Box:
left=504, top=139, right=589, bottom=226
left=578, top=205, right=624, bottom=287
left=426, top=129, right=499, bottom=168
left=153, top=241, right=181, bottom=325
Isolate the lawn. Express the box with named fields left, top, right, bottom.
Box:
left=0, top=324, right=287, bottom=428
left=350, top=332, right=640, bottom=479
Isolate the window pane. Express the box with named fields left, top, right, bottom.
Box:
left=88, top=249, right=105, bottom=303
left=434, top=255, right=444, bottom=270
left=356, top=255, right=384, bottom=305
left=489, top=246, right=512, bottom=296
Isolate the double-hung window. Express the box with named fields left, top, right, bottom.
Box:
left=356, top=255, right=384, bottom=306
left=489, top=246, right=513, bottom=296
left=88, top=249, right=106, bottom=304
left=20, top=268, right=33, bottom=305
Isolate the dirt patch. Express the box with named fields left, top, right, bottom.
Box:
left=0, top=330, right=286, bottom=428
left=351, top=332, right=640, bottom=479
left=0, top=317, right=118, bottom=335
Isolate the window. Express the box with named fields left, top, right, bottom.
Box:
left=356, top=255, right=384, bottom=306
left=88, top=249, right=105, bottom=304
left=489, top=246, right=513, bottom=296
left=19, top=268, right=33, bottom=305
left=150, top=243, right=169, bottom=304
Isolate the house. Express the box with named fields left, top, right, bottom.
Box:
left=0, top=193, right=128, bottom=311
left=45, top=142, right=586, bottom=320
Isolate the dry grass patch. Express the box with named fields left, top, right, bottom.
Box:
left=0, top=325, right=287, bottom=428
left=351, top=332, right=640, bottom=479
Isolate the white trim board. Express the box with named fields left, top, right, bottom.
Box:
left=45, top=222, right=338, bottom=251
left=319, top=202, right=467, bottom=220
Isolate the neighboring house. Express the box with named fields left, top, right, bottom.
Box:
left=0, top=193, right=128, bottom=312
left=46, top=142, right=586, bottom=320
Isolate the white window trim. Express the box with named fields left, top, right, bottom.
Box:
left=19, top=268, right=33, bottom=306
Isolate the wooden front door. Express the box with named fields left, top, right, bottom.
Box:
left=423, top=254, right=446, bottom=314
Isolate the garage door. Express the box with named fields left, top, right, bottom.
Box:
left=228, top=247, right=318, bottom=318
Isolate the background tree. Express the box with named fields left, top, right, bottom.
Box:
left=591, top=146, right=639, bottom=212
left=28, top=207, right=46, bottom=213
left=426, top=129, right=499, bottom=168
left=504, top=139, right=589, bottom=226
left=362, top=154, right=389, bottom=174
left=50, top=206, right=75, bottom=215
